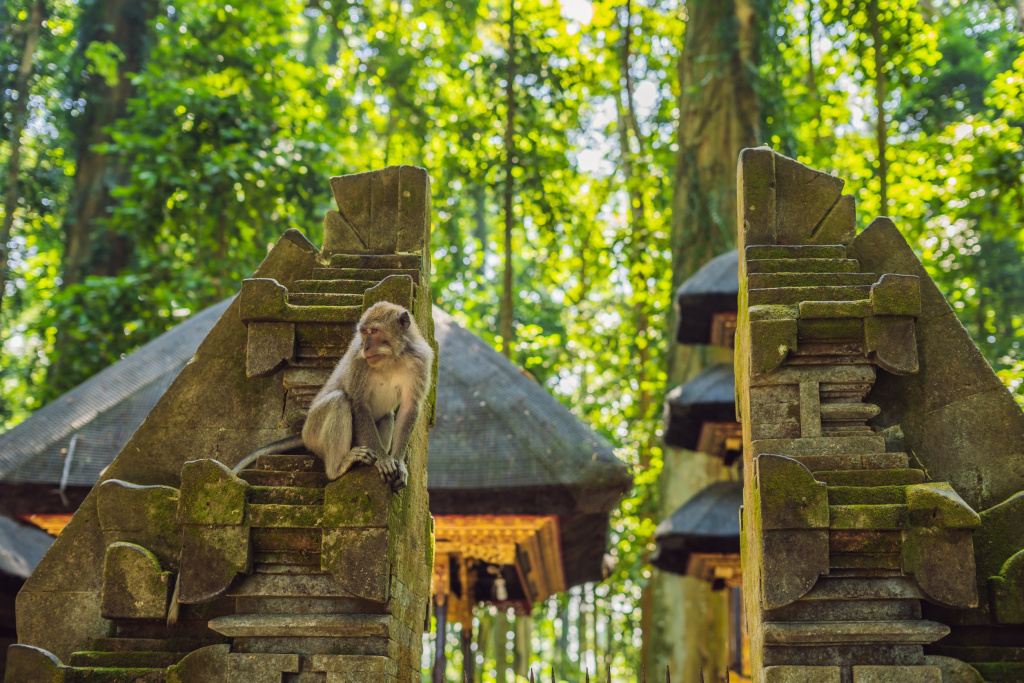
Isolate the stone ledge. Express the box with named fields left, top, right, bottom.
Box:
left=763, top=619, right=949, bottom=645
left=208, top=613, right=389, bottom=638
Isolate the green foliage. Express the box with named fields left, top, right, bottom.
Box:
left=2, top=0, right=1024, bottom=678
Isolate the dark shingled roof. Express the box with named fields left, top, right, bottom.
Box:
left=662, top=363, right=736, bottom=451
left=0, top=515, right=53, bottom=580
left=0, top=303, right=630, bottom=586
left=674, top=249, right=738, bottom=344
left=0, top=300, right=233, bottom=486
left=649, top=480, right=742, bottom=576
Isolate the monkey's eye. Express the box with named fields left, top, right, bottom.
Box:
left=363, top=327, right=378, bottom=336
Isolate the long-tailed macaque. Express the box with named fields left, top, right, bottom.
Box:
left=230, top=301, right=433, bottom=492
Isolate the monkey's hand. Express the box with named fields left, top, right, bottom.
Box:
left=390, top=460, right=408, bottom=492
left=375, top=455, right=406, bottom=491
left=348, top=446, right=379, bottom=466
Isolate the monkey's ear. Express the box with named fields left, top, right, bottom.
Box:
left=398, top=310, right=412, bottom=329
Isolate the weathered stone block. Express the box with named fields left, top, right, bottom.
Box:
left=905, top=483, right=981, bottom=529
left=101, top=542, right=172, bottom=619
left=226, top=652, right=300, bottom=682
left=758, top=454, right=829, bottom=530
left=246, top=322, right=295, bottom=378
left=871, top=274, right=921, bottom=317
left=363, top=274, right=414, bottom=312
left=239, top=278, right=288, bottom=321
left=750, top=319, right=798, bottom=375
left=178, top=524, right=251, bottom=604
left=2, top=645, right=66, bottom=683
left=902, top=526, right=978, bottom=609
left=325, top=166, right=429, bottom=255
left=990, top=549, right=1024, bottom=623
left=165, top=644, right=230, bottom=683
left=774, top=154, right=846, bottom=245
left=851, top=665, right=941, bottom=683
left=322, top=528, right=389, bottom=602
left=864, top=316, right=919, bottom=375
left=738, top=146, right=778, bottom=245
left=96, top=479, right=181, bottom=569
left=761, top=529, right=829, bottom=609
left=810, top=194, right=856, bottom=246
left=177, top=459, right=248, bottom=526
left=764, top=665, right=840, bottom=683
left=323, top=468, right=391, bottom=527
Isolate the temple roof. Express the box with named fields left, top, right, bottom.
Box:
left=662, top=362, right=737, bottom=452
left=649, top=479, right=742, bottom=576
left=0, top=514, right=53, bottom=580
left=674, top=249, right=738, bottom=344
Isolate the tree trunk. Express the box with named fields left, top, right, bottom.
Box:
left=1, top=0, right=45, bottom=311
left=499, top=0, right=516, bottom=358
left=868, top=3, right=889, bottom=212
left=46, top=0, right=158, bottom=395
left=60, top=0, right=158, bottom=287
left=646, top=0, right=762, bottom=678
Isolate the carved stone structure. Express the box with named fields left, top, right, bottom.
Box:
left=6, top=166, right=437, bottom=683
left=737, top=148, right=1024, bottom=683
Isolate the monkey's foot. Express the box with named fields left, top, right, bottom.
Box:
left=349, top=446, right=377, bottom=465
left=375, top=456, right=400, bottom=489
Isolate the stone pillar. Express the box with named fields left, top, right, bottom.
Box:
left=735, top=149, right=981, bottom=683
left=8, top=166, right=436, bottom=683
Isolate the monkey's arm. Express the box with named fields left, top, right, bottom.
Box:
left=231, top=434, right=305, bottom=474
left=376, top=399, right=421, bottom=491
left=350, top=401, right=389, bottom=457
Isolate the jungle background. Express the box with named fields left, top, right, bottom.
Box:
left=2, top=0, right=1023, bottom=679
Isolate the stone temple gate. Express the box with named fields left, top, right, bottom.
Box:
left=736, top=148, right=1024, bottom=683
left=6, top=166, right=437, bottom=683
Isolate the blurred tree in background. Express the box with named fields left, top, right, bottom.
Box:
left=1, top=0, right=1022, bottom=679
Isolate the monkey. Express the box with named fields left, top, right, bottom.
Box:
left=230, top=301, right=433, bottom=493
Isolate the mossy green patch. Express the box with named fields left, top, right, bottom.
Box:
left=829, top=504, right=909, bottom=530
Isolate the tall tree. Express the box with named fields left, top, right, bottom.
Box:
left=1, top=0, right=45, bottom=310
left=646, top=0, right=764, bottom=678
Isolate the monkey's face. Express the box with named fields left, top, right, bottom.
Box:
left=360, top=324, right=393, bottom=367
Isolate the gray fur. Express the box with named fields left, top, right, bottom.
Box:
left=303, top=302, right=432, bottom=491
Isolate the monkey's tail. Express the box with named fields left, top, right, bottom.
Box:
left=230, top=434, right=305, bottom=475
left=167, top=573, right=181, bottom=627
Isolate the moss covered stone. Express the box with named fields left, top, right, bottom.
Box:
left=100, top=543, right=172, bottom=620
left=323, top=468, right=390, bottom=528
left=177, top=459, right=247, bottom=526
left=906, top=482, right=981, bottom=529
left=990, top=549, right=1024, bottom=624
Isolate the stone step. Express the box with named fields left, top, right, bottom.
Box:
left=749, top=285, right=872, bottom=306
left=828, top=486, right=908, bottom=505
left=830, top=530, right=902, bottom=554
left=746, top=258, right=861, bottom=274
left=763, top=619, right=949, bottom=645
left=251, top=527, right=321, bottom=553
left=91, top=637, right=225, bottom=653
left=292, top=279, right=371, bottom=294
left=208, top=613, right=389, bottom=638
left=226, top=573, right=352, bottom=599
left=239, top=470, right=329, bottom=488
left=802, top=577, right=924, bottom=601
left=788, top=453, right=910, bottom=472
left=749, top=272, right=878, bottom=289
left=310, top=267, right=421, bottom=283
left=813, top=468, right=925, bottom=487
left=249, top=485, right=324, bottom=506
left=830, top=552, right=902, bottom=570
left=254, top=562, right=324, bottom=575
left=288, top=292, right=363, bottom=307
left=68, top=651, right=188, bottom=668
left=235, top=596, right=384, bottom=616
left=248, top=504, right=325, bottom=528
left=253, top=550, right=321, bottom=566
left=747, top=245, right=848, bottom=260
left=820, top=403, right=881, bottom=421
left=829, top=504, right=909, bottom=530
left=250, top=454, right=322, bottom=473
left=765, top=597, right=920, bottom=623
left=330, top=253, right=422, bottom=270
left=65, top=667, right=166, bottom=682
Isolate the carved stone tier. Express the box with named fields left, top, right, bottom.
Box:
left=8, top=166, right=436, bottom=683
left=737, top=148, right=984, bottom=683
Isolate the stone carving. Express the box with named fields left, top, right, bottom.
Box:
left=735, top=148, right=1015, bottom=683
left=8, top=166, right=436, bottom=683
